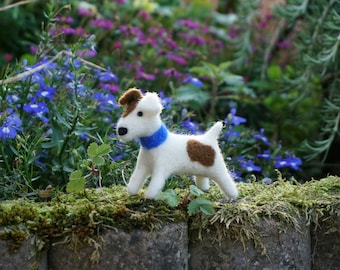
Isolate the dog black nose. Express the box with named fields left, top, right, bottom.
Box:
left=118, top=127, right=128, bottom=136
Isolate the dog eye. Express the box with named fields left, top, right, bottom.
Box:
left=137, top=111, right=143, bottom=117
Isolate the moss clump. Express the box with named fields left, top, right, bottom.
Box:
left=0, top=185, right=186, bottom=252
left=189, top=175, right=340, bottom=250
left=0, top=175, right=339, bottom=258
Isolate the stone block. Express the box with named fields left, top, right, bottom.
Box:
left=48, top=222, right=188, bottom=270
left=0, top=235, right=47, bottom=270
left=311, top=216, right=340, bottom=270
left=189, top=218, right=310, bottom=270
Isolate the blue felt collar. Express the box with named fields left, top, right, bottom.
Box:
left=140, top=124, right=168, bottom=150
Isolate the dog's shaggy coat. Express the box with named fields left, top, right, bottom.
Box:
left=116, top=88, right=238, bottom=199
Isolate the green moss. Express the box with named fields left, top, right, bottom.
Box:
left=189, top=175, right=340, bottom=250
left=0, top=175, right=339, bottom=256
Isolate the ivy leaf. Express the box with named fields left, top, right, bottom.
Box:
left=66, top=170, right=85, bottom=193
left=156, top=189, right=180, bottom=207
left=188, top=198, right=215, bottom=215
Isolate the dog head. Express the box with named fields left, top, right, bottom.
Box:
left=116, top=88, right=163, bottom=141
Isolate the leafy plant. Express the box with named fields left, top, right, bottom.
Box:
left=156, top=184, right=215, bottom=215
left=66, top=142, right=111, bottom=193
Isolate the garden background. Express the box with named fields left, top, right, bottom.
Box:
left=0, top=0, right=339, bottom=200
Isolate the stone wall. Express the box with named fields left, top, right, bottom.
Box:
left=1, top=217, right=339, bottom=270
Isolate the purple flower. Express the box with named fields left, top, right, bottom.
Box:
left=90, top=19, right=114, bottom=30
left=225, top=108, right=247, bottom=126
left=165, top=52, right=187, bottom=66
left=178, top=19, right=201, bottom=29
left=23, top=101, right=49, bottom=123
left=135, top=69, right=155, bottom=81
left=275, top=155, right=302, bottom=170
left=253, top=128, right=270, bottom=145
left=164, top=68, right=181, bottom=79
left=77, top=8, right=95, bottom=17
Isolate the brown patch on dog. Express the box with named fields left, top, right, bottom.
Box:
left=118, top=88, right=143, bottom=117
left=187, top=139, right=215, bottom=167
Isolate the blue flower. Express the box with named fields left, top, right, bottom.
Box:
left=223, top=126, right=240, bottom=140
left=0, top=111, right=22, bottom=140
left=275, top=155, right=302, bottom=170
left=159, top=91, right=173, bottom=110
left=184, top=76, right=203, bottom=88
left=93, top=92, right=120, bottom=111
left=181, top=117, right=200, bottom=133
left=241, top=160, right=262, bottom=172
left=37, top=84, right=56, bottom=100
left=225, top=108, right=247, bottom=126
left=95, top=69, right=118, bottom=83
left=66, top=81, right=86, bottom=93
left=253, top=128, right=270, bottom=145
left=257, top=150, right=272, bottom=160
left=7, top=94, right=20, bottom=104
left=23, top=101, right=49, bottom=123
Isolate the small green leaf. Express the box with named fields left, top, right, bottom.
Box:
left=156, top=189, right=180, bottom=207
left=190, top=185, right=204, bottom=196
left=87, top=142, right=111, bottom=158
left=67, top=170, right=85, bottom=193
left=268, top=65, right=282, bottom=80
left=188, top=198, right=215, bottom=215
left=92, top=156, right=105, bottom=166
left=96, top=144, right=111, bottom=156
left=87, top=142, right=98, bottom=158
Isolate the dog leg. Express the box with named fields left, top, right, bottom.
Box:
left=213, top=168, right=238, bottom=199
left=195, top=176, right=210, bottom=191
left=127, top=151, right=150, bottom=195
left=145, top=171, right=168, bottom=199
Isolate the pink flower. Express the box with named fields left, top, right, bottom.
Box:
left=77, top=8, right=95, bottom=17
left=139, top=10, right=151, bottom=20
left=4, top=53, right=13, bottom=62
left=112, top=41, right=122, bottom=49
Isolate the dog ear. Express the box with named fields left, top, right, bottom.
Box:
left=138, top=92, right=163, bottom=115
left=118, top=88, right=143, bottom=117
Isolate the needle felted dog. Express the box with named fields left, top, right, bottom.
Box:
left=116, top=87, right=238, bottom=200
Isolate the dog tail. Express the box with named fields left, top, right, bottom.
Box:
left=204, top=121, right=224, bottom=139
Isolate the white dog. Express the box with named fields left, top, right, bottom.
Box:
left=116, top=88, right=238, bottom=200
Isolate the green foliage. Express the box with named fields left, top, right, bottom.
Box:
left=188, top=198, right=214, bottom=215
left=66, top=142, right=111, bottom=193
left=157, top=184, right=214, bottom=215
left=66, top=170, right=85, bottom=193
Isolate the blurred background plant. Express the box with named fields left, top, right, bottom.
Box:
left=0, top=0, right=338, bottom=200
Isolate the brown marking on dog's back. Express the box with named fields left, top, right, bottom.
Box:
left=118, top=88, right=143, bottom=117
left=187, top=139, right=215, bottom=167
